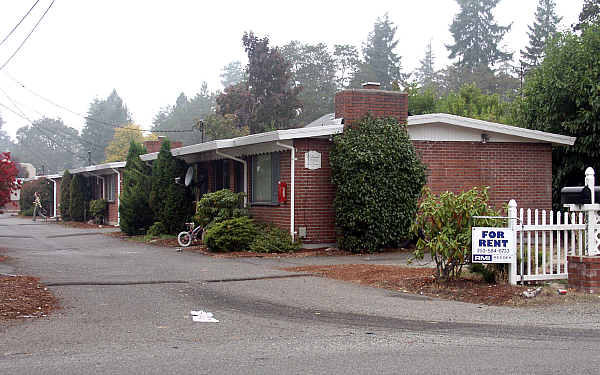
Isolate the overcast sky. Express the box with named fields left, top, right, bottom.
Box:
left=0, top=0, right=584, bottom=140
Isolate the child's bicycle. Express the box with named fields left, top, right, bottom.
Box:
left=177, top=222, right=203, bottom=247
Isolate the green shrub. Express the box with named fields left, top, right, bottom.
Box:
left=194, top=189, right=247, bottom=227
left=69, top=174, right=85, bottom=221
left=469, top=263, right=497, bottom=284
left=203, top=217, right=257, bottom=252
left=330, top=115, right=427, bottom=253
left=250, top=224, right=301, bottom=253
left=89, top=199, right=108, bottom=224
left=119, top=141, right=154, bottom=235
left=147, top=221, right=167, bottom=237
left=411, top=187, right=500, bottom=281
left=149, top=140, right=194, bottom=234
left=60, top=170, right=72, bottom=220
left=19, top=178, right=53, bottom=215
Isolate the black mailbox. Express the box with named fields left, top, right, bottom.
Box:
left=561, top=186, right=592, bottom=205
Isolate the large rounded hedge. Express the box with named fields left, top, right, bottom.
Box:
left=330, top=115, right=427, bottom=253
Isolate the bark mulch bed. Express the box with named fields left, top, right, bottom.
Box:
left=282, top=264, right=535, bottom=306
left=0, top=275, right=58, bottom=321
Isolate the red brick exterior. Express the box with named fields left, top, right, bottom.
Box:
left=143, top=138, right=183, bottom=153
left=335, top=88, right=408, bottom=126
left=568, top=256, right=600, bottom=293
left=413, top=141, right=553, bottom=211
left=248, top=139, right=337, bottom=245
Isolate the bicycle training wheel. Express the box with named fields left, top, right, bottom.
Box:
left=177, top=232, right=192, bottom=247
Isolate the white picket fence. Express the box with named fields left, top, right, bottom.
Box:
left=506, top=167, right=600, bottom=284
left=515, top=208, right=586, bottom=282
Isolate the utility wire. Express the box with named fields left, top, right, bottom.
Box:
left=0, top=0, right=41, bottom=47
left=3, top=73, right=198, bottom=133
left=0, top=87, right=105, bottom=151
left=0, top=0, right=55, bottom=71
left=0, top=101, right=89, bottom=162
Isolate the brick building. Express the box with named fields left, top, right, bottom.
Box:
left=140, top=84, right=575, bottom=246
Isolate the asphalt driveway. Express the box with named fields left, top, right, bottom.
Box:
left=1, top=215, right=599, bottom=374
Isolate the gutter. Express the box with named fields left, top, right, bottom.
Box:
left=48, top=177, right=58, bottom=217
left=111, top=168, right=121, bottom=225
left=215, top=150, right=248, bottom=207
left=276, top=142, right=295, bottom=239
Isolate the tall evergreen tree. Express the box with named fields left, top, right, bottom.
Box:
left=60, top=170, right=72, bottom=220
left=119, top=141, right=154, bottom=235
left=415, top=40, right=439, bottom=89
left=333, top=44, right=361, bottom=89
left=81, top=90, right=131, bottom=164
left=152, top=83, right=215, bottom=145
left=574, top=0, right=600, bottom=31
left=149, top=140, right=193, bottom=234
left=447, top=0, right=513, bottom=72
left=360, top=13, right=405, bottom=89
left=520, top=0, right=562, bottom=70
left=69, top=174, right=84, bottom=222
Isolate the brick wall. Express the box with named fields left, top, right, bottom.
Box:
left=568, top=256, right=600, bottom=293
left=106, top=171, right=123, bottom=225
left=143, top=138, right=183, bottom=153
left=248, top=139, right=337, bottom=245
left=334, top=88, right=408, bottom=126
left=413, top=141, right=553, bottom=211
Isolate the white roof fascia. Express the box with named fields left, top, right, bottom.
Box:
left=408, top=113, right=575, bottom=146
left=140, top=125, right=344, bottom=161
left=69, top=161, right=126, bottom=175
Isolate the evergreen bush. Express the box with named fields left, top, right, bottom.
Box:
left=250, top=223, right=300, bottom=253
left=60, top=170, right=72, bottom=220
left=70, top=174, right=85, bottom=221
left=330, top=115, right=427, bottom=253
left=149, top=140, right=194, bottom=234
left=119, top=141, right=154, bottom=235
left=194, top=189, right=247, bottom=227
left=147, top=221, right=167, bottom=237
left=203, top=217, right=257, bottom=252
left=89, top=199, right=108, bottom=224
left=19, top=178, right=53, bottom=215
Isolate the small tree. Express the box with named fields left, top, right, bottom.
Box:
left=119, top=141, right=154, bottom=235
left=330, top=115, right=427, bottom=252
left=411, top=187, right=499, bottom=280
left=60, top=170, right=72, bottom=220
left=0, top=152, right=20, bottom=209
left=69, top=174, right=85, bottom=221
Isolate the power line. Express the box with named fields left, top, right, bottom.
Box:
left=0, top=101, right=89, bottom=163
left=3, top=73, right=198, bottom=133
left=0, top=0, right=55, bottom=71
left=0, top=88, right=105, bottom=151
left=0, top=0, right=41, bottom=48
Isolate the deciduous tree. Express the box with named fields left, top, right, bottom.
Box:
left=104, top=124, right=157, bottom=162
left=0, top=152, right=20, bottom=208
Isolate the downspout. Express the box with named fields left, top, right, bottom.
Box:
left=215, top=150, right=248, bottom=207
left=276, top=142, right=295, bottom=239
left=49, top=178, right=57, bottom=217
left=111, top=169, right=121, bottom=225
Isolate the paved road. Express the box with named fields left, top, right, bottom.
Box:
left=1, top=215, right=599, bottom=374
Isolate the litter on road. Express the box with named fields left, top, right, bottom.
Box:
left=190, top=310, right=219, bottom=322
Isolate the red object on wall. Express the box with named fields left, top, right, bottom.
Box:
left=278, top=181, right=287, bottom=203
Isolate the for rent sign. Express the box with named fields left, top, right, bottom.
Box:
left=471, top=227, right=515, bottom=263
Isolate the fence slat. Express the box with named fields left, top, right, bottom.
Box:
left=542, top=210, right=547, bottom=274
left=520, top=208, right=524, bottom=280
left=534, top=209, right=539, bottom=275
left=556, top=212, right=561, bottom=274
left=578, top=212, right=583, bottom=257
left=563, top=212, right=569, bottom=274
left=527, top=209, right=532, bottom=276
left=571, top=212, right=576, bottom=258
left=550, top=211, right=554, bottom=275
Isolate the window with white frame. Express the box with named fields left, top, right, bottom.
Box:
left=105, top=174, right=117, bottom=202
left=251, top=153, right=279, bottom=204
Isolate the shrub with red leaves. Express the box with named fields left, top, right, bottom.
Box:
left=0, top=152, right=21, bottom=208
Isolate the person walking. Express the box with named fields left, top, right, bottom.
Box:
left=32, top=191, right=42, bottom=222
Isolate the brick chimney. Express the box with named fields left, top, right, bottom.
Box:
left=143, top=136, right=183, bottom=153
left=334, top=82, right=408, bottom=126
